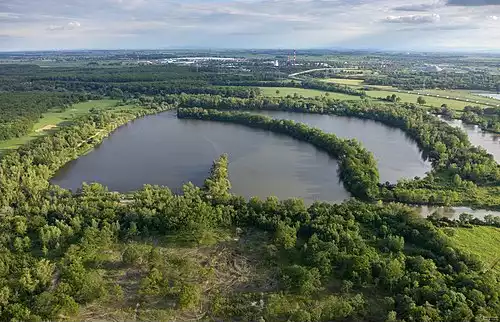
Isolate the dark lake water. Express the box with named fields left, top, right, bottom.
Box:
left=439, top=117, right=500, bottom=163
left=253, top=110, right=431, bottom=183
left=51, top=111, right=349, bottom=203
left=51, top=110, right=431, bottom=203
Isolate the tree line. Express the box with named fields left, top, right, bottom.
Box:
left=165, top=94, right=499, bottom=184
left=0, top=148, right=498, bottom=321
left=364, top=71, right=500, bottom=92
left=178, top=108, right=380, bottom=200
left=163, top=93, right=500, bottom=208
left=0, top=92, right=94, bottom=141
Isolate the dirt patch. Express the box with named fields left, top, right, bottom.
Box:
left=36, top=124, right=57, bottom=133
left=72, top=231, right=278, bottom=321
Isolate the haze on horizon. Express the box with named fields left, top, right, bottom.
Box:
left=1, top=0, right=500, bottom=52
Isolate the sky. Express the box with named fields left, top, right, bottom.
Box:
left=1, top=0, right=500, bottom=52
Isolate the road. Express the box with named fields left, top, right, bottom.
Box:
left=288, top=68, right=337, bottom=78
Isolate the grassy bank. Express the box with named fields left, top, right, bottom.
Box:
left=448, top=226, right=500, bottom=275
left=0, top=100, right=134, bottom=153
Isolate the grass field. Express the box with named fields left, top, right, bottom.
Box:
left=0, top=99, right=125, bottom=153
left=365, top=90, right=484, bottom=111
left=320, top=78, right=365, bottom=86
left=421, top=89, right=500, bottom=106
left=448, top=226, right=500, bottom=275
left=259, top=87, right=362, bottom=100
left=317, top=77, right=499, bottom=109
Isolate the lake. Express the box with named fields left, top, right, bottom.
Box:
left=253, top=110, right=431, bottom=183
left=51, top=110, right=431, bottom=203
left=439, top=117, right=500, bottom=163
left=52, top=111, right=350, bottom=203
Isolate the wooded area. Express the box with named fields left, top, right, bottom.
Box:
left=0, top=61, right=499, bottom=321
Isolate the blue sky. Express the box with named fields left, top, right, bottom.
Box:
left=1, top=0, right=500, bottom=51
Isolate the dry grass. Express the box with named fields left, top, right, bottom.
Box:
left=72, top=230, right=278, bottom=322
left=35, top=124, right=57, bottom=133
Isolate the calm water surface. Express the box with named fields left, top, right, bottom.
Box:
left=51, top=110, right=432, bottom=202
left=439, top=117, right=500, bottom=163
left=475, top=92, right=500, bottom=101
left=418, top=206, right=500, bottom=220
left=52, top=111, right=350, bottom=204
left=253, top=111, right=431, bottom=183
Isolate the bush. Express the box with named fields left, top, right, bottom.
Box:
left=178, top=284, right=201, bottom=310
left=122, top=244, right=143, bottom=266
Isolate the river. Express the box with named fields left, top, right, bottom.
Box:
left=418, top=206, right=500, bottom=220
left=474, top=92, right=500, bottom=101
left=51, top=110, right=431, bottom=203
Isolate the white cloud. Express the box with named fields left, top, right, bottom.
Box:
left=384, top=14, right=441, bottom=23
left=447, top=0, right=500, bottom=6
left=0, top=0, right=499, bottom=51
left=393, top=1, right=446, bottom=11
left=47, top=20, right=81, bottom=31
left=0, top=12, right=21, bottom=20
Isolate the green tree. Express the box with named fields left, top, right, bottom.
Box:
left=122, top=244, right=142, bottom=266
left=281, top=265, right=322, bottom=295
left=452, top=174, right=462, bottom=187
left=417, top=96, right=426, bottom=105
left=274, top=222, right=297, bottom=250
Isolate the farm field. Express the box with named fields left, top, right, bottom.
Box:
left=0, top=100, right=129, bottom=153
left=320, top=78, right=364, bottom=86
left=448, top=226, right=500, bottom=275
left=420, top=89, right=500, bottom=106
left=259, top=86, right=362, bottom=100
left=316, top=74, right=499, bottom=108
left=365, top=89, right=485, bottom=111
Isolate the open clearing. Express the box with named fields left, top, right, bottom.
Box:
left=259, top=87, right=362, bottom=100
left=0, top=99, right=128, bottom=153
left=320, top=78, right=365, bottom=86
left=421, top=89, right=500, bottom=106
left=365, top=90, right=486, bottom=111
left=318, top=76, right=498, bottom=109
left=35, top=124, right=57, bottom=133
left=71, top=230, right=279, bottom=322
left=448, top=226, right=500, bottom=275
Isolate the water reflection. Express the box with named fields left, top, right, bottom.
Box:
left=439, top=117, right=500, bottom=163
left=253, top=110, right=432, bottom=183
left=51, top=111, right=350, bottom=204
left=417, top=205, right=500, bottom=220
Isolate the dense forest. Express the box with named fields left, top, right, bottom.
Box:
left=0, top=64, right=265, bottom=97
left=0, top=92, right=92, bottom=141
left=0, top=61, right=499, bottom=321
left=0, top=150, right=499, bottom=321
left=364, top=71, right=500, bottom=92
